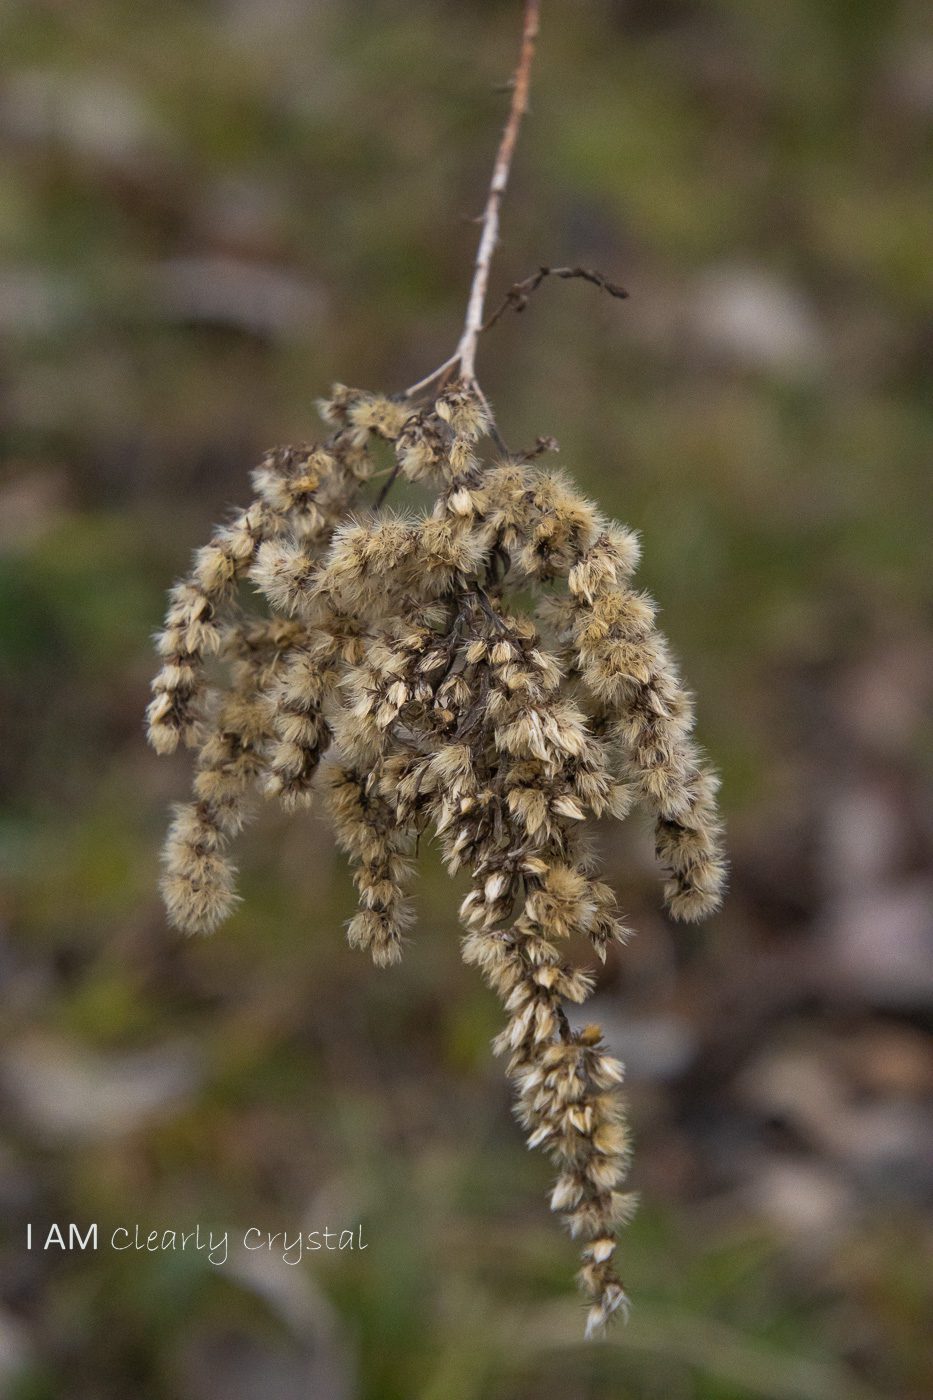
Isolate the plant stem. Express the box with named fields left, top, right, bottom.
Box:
left=403, top=0, right=541, bottom=401
left=455, top=0, right=541, bottom=385
left=402, top=352, right=461, bottom=399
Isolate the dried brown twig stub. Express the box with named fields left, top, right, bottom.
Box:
left=147, top=0, right=726, bottom=1339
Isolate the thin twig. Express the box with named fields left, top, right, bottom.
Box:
left=403, top=351, right=461, bottom=399
left=398, top=11, right=625, bottom=418
left=375, top=460, right=403, bottom=508
left=482, top=264, right=628, bottom=333
left=472, top=380, right=511, bottom=457
left=455, top=0, right=541, bottom=384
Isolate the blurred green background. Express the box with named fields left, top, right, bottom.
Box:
left=1, top=1, right=931, bottom=1396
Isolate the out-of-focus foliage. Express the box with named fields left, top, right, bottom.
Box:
left=0, top=1, right=930, bottom=1397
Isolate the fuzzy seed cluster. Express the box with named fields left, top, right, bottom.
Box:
left=147, top=378, right=725, bottom=1336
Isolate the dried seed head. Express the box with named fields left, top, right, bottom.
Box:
left=148, top=372, right=724, bottom=1339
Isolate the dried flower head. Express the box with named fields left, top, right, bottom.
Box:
left=147, top=0, right=726, bottom=1338
left=147, top=376, right=725, bottom=1336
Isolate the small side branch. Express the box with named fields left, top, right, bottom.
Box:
left=482, top=265, right=628, bottom=333
left=403, top=351, right=461, bottom=400
left=455, top=0, right=541, bottom=384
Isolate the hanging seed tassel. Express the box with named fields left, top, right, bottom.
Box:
left=148, top=0, right=725, bottom=1338
left=148, top=377, right=725, bottom=1334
